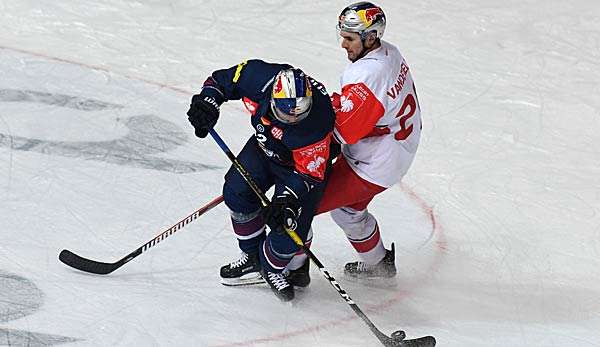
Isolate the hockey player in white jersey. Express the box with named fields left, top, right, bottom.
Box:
left=286, top=1, right=422, bottom=284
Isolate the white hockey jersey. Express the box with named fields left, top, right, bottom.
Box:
left=332, top=40, right=421, bottom=188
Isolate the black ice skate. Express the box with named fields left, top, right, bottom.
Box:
left=220, top=252, right=264, bottom=286
left=284, top=260, right=310, bottom=288
left=261, top=269, right=295, bottom=302
left=344, top=243, right=396, bottom=279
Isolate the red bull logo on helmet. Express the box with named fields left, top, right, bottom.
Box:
left=357, top=7, right=383, bottom=27
left=273, top=76, right=285, bottom=99
left=270, top=69, right=313, bottom=124
left=272, top=69, right=311, bottom=100
left=365, top=7, right=383, bottom=23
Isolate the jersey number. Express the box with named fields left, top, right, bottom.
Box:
left=394, top=93, right=416, bottom=141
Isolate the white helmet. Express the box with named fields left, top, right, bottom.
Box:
left=337, top=2, right=386, bottom=40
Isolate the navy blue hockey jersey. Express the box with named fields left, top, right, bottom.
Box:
left=198, top=59, right=335, bottom=198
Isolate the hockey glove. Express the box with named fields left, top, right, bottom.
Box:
left=263, top=194, right=301, bottom=234
left=187, top=94, right=220, bottom=138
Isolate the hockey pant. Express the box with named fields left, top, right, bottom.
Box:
left=287, top=156, right=387, bottom=269
left=223, top=137, right=322, bottom=273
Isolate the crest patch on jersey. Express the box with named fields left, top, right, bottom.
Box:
left=292, top=136, right=331, bottom=180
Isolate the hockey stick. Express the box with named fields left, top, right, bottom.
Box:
left=209, top=129, right=436, bottom=347
left=59, top=195, right=224, bottom=274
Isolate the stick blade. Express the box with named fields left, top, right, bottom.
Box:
left=59, top=249, right=120, bottom=275
left=399, top=336, right=436, bottom=347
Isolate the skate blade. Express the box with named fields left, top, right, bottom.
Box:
left=220, top=273, right=265, bottom=286
left=343, top=270, right=397, bottom=280
left=344, top=273, right=397, bottom=280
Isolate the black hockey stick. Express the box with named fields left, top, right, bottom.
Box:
left=59, top=195, right=224, bottom=274
left=209, top=129, right=436, bottom=347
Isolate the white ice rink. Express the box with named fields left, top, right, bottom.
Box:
left=1, top=1, right=599, bottom=346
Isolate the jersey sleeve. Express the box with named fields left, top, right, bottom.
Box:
left=332, top=68, right=386, bottom=145
left=198, top=59, right=290, bottom=106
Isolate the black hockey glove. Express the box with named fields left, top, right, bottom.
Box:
left=187, top=94, right=220, bottom=138
left=263, top=194, right=301, bottom=234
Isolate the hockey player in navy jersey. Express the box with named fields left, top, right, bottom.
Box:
left=186, top=60, right=335, bottom=301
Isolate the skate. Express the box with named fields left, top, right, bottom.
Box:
left=220, top=252, right=264, bottom=286
left=284, top=260, right=310, bottom=288
left=261, top=269, right=295, bottom=302
left=344, top=243, right=396, bottom=278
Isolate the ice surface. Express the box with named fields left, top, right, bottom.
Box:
left=1, top=1, right=599, bottom=346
